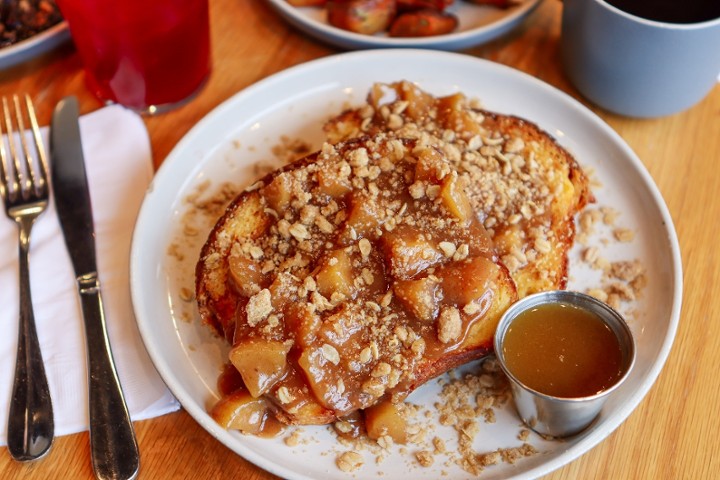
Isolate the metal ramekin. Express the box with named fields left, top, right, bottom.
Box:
left=494, top=290, right=636, bottom=437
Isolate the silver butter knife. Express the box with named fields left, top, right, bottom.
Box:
left=49, top=97, right=140, bottom=480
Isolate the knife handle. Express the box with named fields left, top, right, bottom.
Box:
left=78, top=273, right=140, bottom=480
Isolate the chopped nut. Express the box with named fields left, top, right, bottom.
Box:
left=415, top=450, right=434, bottom=467
left=179, top=287, right=193, bottom=302
left=438, top=241, right=457, bottom=258
left=411, top=338, right=426, bottom=356
left=321, top=344, right=341, bottom=365
left=452, top=244, right=469, bottom=261
left=336, top=451, right=363, bottom=472
left=359, top=347, right=372, bottom=364
left=371, top=362, right=392, bottom=377
left=358, top=238, right=372, bottom=258
left=246, top=289, right=273, bottom=327
left=614, top=228, right=635, bottom=242
left=463, top=302, right=481, bottom=315
left=284, top=430, right=302, bottom=447
left=409, top=181, right=425, bottom=199
left=277, top=386, right=294, bottom=404
left=437, top=306, right=462, bottom=344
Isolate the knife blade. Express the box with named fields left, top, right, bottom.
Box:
left=50, top=97, right=140, bottom=480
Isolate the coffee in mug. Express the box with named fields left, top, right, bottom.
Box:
left=604, top=0, right=720, bottom=24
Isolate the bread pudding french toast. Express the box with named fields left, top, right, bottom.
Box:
left=196, top=134, right=517, bottom=430
left=324, top=82, right=593, bottom=297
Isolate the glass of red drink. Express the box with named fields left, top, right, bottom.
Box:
left=56, top=0, right=211, bottom=114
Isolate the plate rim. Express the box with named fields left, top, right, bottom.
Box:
left=130, top=48, right=683, bottom=480
left=0, top=21, right=70, bottom=70
left=265, top=0, right=542, bottom=50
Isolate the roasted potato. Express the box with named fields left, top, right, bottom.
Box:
left=389, top=9, right=459, bottom=37
left=326, top=0, right=397, bottom=35
left=396, top=0, right=453, bottom=11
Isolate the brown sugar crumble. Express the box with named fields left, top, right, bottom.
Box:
left=576, top=206, right=647, bottom=312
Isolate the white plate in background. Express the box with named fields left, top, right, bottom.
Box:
left=130, top=49, right=682, bottom=480
left=0, top=21, right=70, bottom=70
left=266, top=0, right=542, bottom=50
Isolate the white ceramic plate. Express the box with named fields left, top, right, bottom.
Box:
left=266, top=0, right=541, bottom=50
left=0, top=21, right=70, bottom=70
left=130, top=49, right=682, bottom=480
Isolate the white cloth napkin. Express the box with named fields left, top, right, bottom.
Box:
left=0, top=104, right=179, bottom=446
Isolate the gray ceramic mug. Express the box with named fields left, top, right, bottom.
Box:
left=561, top=0, right=720, bottom=117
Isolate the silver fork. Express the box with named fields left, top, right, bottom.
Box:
left=0, top=94, right=54, bottom=461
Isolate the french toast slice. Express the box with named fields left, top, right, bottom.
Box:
left=196, top=134, right=517, bottom=427
left=324, top=81, right=593, bottom=297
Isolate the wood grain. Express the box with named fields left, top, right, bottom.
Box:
left=1, top=0, right=717, bottom=478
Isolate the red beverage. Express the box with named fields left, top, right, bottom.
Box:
left=56, top=0, right=211, bottom=113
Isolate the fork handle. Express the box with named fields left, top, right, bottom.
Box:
left=77, top=273, right=140, bottom=480
left=7, top=217, right=54, bottom=462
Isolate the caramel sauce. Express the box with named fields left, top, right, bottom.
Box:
left=502, top=303, right=623, bottom=398
left=218, top=363, right=245, bottom=396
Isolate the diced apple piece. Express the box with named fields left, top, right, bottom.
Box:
left=268, top=271, right=300, bottom=312
left=393, top=276, right=440, bottom=322
left=414, top=146, right=445, bottom=183
left=316, top=249, right=356, bottom=300
left=285, top=396, right=335, bottom=425
left=465, top=220, right=494, bottom=257
left=228, top=254, right=265, bottom=297
left=398, top=80, right=435, bottom=121
left=298, top=346, right=350, bottom=412
left=493, top=224, right=523, bottom=254
left=364, top=401, right=408, bottom=444
left=333, top=411, right=365, bottom=440
left=343, top=192, right=384, bottom=240
left=438, top=256, right=498, bottom=307
left=229, top=339, right=292, bottom=398
left=436, top=92, right=483, bottom=138
left=380, top=226, right=444, bottom=280
left=263, top=172, right=293, bottom=215
left=362, top=256, right=388, bottom=294
left=439, top=172, right=473, bottom=225
left=437, top=92, right=464, bottom=111
left=285, top=304, right=321, bottom=349
left=269, top=369, right=336, bottom=425
left=210, top=389, right=270, bottom=434
left=317, top=162, right=352, bottom=199
left=320, top=304, right=364, bottom=346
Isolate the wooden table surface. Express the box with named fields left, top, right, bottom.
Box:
left=1, top=0, right=718, bottom=478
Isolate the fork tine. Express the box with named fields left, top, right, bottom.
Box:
left=1, top=96, right=22, bottom=201
left=12, top=94, right=48, bottom=200
left=23, top=94, right=49, bottom=196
